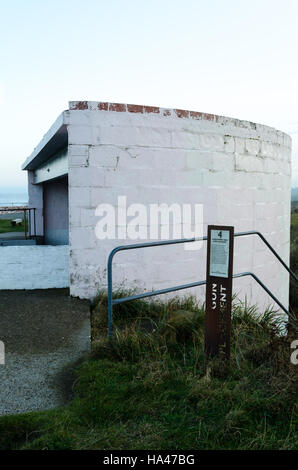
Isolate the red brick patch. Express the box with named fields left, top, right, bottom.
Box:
left=190, top=111, right=203, bottom=120
left=109, top=103, right=127, bottom=112
left=144, top=106, right=160, bottom=114
left=72, top=101, right=88, bottom=110
left=97, top=102, right=108, bottom=111
left=175, top=109, right=189, bottom=118
left=127, top=104, right=144, bottom=113
left=69, top=101, right=223, bottom=124
left=203, top=113, right=215, bottom=122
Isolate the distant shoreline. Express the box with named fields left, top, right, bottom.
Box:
left=0, top=191, right=28, bottom=207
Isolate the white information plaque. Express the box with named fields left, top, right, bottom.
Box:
left=209, top=229, right=230, bottom=278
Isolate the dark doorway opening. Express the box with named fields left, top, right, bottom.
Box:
left=43, top=176, right=69, bottom=245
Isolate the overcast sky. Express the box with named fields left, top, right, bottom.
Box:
left=0, top=0, right=298, bottom=190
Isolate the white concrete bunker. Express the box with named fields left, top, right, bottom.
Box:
left=22, top=101, right=292, bottom=311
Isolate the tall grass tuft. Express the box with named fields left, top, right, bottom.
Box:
left=0, top=291, right=296, bottom=450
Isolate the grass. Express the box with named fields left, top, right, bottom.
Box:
left=290, top=210, right=298, bottom=314
left=0, top=218, right=26, bottom=234
left=0, top=212, right=297, bottom=450
left=0, top=293, right=296, bottom=450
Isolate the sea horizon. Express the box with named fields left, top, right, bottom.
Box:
left=1, top=186, right=298, bottom=206
left=0, top=189, right=28, bottom=206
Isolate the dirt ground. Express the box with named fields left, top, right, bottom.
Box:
left=0, top=289, right=90, bottom=415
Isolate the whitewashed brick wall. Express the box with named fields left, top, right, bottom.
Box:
left=66, top=102, right=291, bottom=313
left=0, top=246, right=69, bottom=290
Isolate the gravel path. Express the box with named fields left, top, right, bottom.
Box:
left=0, top=289, right=90, bottom=415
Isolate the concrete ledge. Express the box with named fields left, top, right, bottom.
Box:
left=0, top=245, right=69, bottom=290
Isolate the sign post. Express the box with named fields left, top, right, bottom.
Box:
left=205, top=225, right=234, bottom=359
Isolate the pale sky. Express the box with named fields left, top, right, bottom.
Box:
left=0, top=0, right=298, bottom=189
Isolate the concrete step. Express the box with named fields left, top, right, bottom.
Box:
left=0, top=239, right=37, bottom=246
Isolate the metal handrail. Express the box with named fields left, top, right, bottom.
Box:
left=233, top=272, right=295, bottom=322
left=235, top=231, right=298, bottom=283
left=108, top=236, right=206, bottom=336
left=107, top=231, right=297, bottom=337
left=113, top=272, right=295, bottom=322
left=0, top=207, right=37, bottom=239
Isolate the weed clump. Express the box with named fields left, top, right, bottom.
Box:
left=1, top=292, right=297, bottom=450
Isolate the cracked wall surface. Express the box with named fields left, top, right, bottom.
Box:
left=66, top=102, right=291, bottom=312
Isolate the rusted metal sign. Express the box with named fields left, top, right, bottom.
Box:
left=205, top=225, right=234, bottom=359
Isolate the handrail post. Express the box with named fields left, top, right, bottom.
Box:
left=34, top=208, right=36, bottom=238
left=23, top=209, right=26, bottom=239
left=107, top=250, right=114, bottom=338
left=29, top=209, right=31, bottom=238
left=105, top=232, right=297, bottom=337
